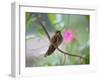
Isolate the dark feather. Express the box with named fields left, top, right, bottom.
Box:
left=44, top=31, right=63, bottom=57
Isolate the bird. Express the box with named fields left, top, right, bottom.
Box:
left=44, top=31, right=63, bottom=57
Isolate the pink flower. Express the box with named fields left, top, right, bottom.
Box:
left=64, top=30, right=73, bottom=43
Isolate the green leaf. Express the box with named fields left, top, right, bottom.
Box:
left=48, top=13, right=56, bottom=24
left=37, top=27, right=45, bottom=37
left=81, top=47, right=90, bottom=64
left=26, top=12, right=32, bottom=31
left=85, top=15, right=90, bottom=21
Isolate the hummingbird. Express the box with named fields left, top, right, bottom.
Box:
left=44, top=31, right=63, bottom=57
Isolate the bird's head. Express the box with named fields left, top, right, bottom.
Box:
left=56, top=30, right=61, bottom=34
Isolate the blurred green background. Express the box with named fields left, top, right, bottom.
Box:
left=25, top=12, right=90, bottom=67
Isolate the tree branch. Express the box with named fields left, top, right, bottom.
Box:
left=57, top=48, right=86, bottom=59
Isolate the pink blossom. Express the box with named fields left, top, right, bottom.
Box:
left=64, top=30, right=73, bottom=43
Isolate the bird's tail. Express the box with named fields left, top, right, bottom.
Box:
left=44, top=45, right=56, bottom=57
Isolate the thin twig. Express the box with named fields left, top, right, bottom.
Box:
left=57, top=48, right=86, bottom=59
left=39, top=22, right=51, bottom=40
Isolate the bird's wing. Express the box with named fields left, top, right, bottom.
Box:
left=51, top=34, right=58, bottom=45
left=51, top=34, right=62, bottom=48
